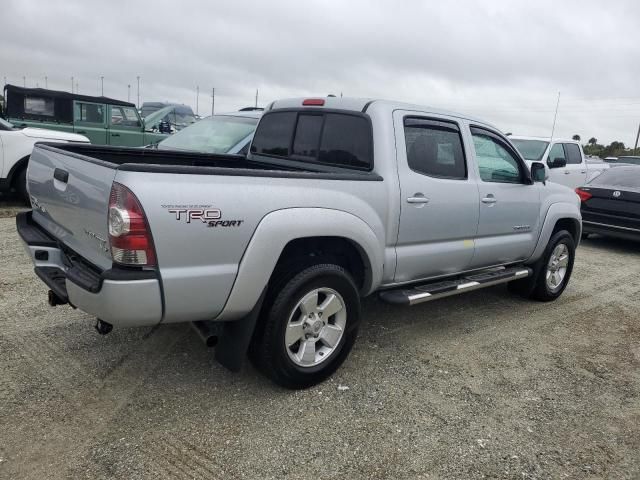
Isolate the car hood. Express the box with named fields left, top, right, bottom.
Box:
left=21, top=127, right=90, bottom=143
left=143, top=106, right=175, bottom=129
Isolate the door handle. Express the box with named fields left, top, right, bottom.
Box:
left=53, top=168, right=69, bottom=183
left=111, top=133, right=120, bottom=137
left=564, top=171, right=571, bottom=175
left=581, top=170, right=587, bottom=174
left=407, top=195, right=429, bottom=204
left=481, top=195, right=497, bottom=204
left=76, top=130, right=87, bottom=134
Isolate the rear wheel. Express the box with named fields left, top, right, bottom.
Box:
left=250, top=263, right=361, bottom=389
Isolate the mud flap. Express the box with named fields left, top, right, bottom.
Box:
left=214, top=288, right=266, bottom=372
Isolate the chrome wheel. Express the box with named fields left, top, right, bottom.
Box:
left=546, top=243, right=570, bottom=292
left=285, top=288, right=347, bottom=367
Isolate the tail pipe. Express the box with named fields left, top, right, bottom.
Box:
left=191, top=320, right=221, bottom=347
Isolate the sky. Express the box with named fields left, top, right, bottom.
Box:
left=2, top=0, right=640, bottom=146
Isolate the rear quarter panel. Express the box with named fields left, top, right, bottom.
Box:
left=114, top=170, right=390, bottom=323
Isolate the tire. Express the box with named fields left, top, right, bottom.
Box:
left=509, top=230, right=576, bottom=301
left=15, top=167, right=29, bottom=204
left=249, top=263, right=361, bottom=389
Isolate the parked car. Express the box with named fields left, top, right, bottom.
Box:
left=576, top=166, right=640, bottom=241
left=605, top=155, right=640, bottom=167
left=17, top=97, right=582, bottom=388
left=3, top=85, right=169, bottom=147
left=0, top=116, right=89, bottom=201
left=155, top=110, right=260, bottom=155
left=510, top=136, right=608, bottom=188
left=140, top=102, right=196, bottom=132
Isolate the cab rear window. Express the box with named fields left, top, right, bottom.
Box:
left=251, top=110, right=373, bottom=170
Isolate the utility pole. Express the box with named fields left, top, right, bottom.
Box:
left=71, top=76, right=74, bottom=93
left=136, top=76, right=140, bottom=108
left=196, top=85, right=199, bottom=116
left=76, top=81, right=79, bottom=94
left=255, top=89, right=258, bottom=108
left=45, top=76, right=48, bottom=88
left=634, top=122, right=640, bottom=152
left=211, top=88, right=215, bottom=115
left=23, top=76, right=26, bottom=87
left=127, top=84, right=131, bottom=102
left=550, top=91, right=561, bottom=140
left=100, top=76, right=104, bottom=96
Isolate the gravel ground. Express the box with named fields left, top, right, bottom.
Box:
left=0, top=206, right=639, bottom=479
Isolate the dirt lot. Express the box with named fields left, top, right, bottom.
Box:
left=1, top=203, right=639, bottom=480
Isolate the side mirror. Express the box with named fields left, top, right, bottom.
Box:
left=531, top=162, right=547, bottom=183
left=547, top=157, right=567, bottom=169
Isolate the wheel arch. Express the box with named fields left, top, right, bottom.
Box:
left=214, top=208, right=384, bottom=322
left=7, top=154, right=30, bottom=188
left=528, top=202, right=582, bottom=263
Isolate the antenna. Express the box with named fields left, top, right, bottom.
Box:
left=550, top=91, right=560, bottom=140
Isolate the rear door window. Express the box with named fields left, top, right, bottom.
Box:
left=404, top=118, right=467, bottom=179
left=251, top=110, right=373, bottom=170
left=74, top=102, right=105, bottom=124
left=564, top=143, right=583, bottom=164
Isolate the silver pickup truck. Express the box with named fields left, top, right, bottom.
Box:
left=17, top=97, right=582, bottom=388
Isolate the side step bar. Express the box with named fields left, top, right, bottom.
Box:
left=379, top=266, right=531, bottom=306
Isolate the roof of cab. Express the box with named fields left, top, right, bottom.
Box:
left=267, top=97, right=498, bottom=129
left=510, top=135, right=580, bottom=143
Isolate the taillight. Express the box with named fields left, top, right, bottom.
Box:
left=575, top=188, right=592, bottom=202
left=302, top=98, right=325, bottom=106
left=108, top=182, right=156, bottom=266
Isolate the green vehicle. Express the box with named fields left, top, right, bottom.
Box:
left=3, top=85, right=171, bottom=147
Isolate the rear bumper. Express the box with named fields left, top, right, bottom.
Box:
left=583, top=220, right=640, bottom=242
left=17, top=211, right=163, bottom=327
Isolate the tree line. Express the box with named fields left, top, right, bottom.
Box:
left=571, top=134, right=639, bottom=158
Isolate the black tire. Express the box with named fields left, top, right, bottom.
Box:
left=15, top=166, right=29, bottom=204
left=249, top=263, right=361, bottom=389
left=509, top=230, right=576, bottom=301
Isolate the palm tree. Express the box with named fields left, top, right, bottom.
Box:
left=588, top=137, right=597, bottom=146
left=572, top=134, right=581, bottom=141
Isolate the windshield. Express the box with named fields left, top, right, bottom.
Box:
left=510, top=139, right=549, bottom=161
left=157, top=115, right=258, bottom=154
left=0, top=117, right=14, bottom=130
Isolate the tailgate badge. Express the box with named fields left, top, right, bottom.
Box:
left=84, top=229, right=109, bottom=252
left=612, top=191, right=621, bottom=198
left=30, top=195, right=47, bottom=214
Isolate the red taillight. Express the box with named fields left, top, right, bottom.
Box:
left=575, top=188, right=592, bottom=203
left=108, top=182, right=156, bottom=266
left=302, top=98, right=325, bottom=106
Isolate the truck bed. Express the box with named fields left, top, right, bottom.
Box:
left=38, top=143, right=382, bottom=180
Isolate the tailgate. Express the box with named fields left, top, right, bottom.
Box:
left=27, top=144, right=117, bottom=270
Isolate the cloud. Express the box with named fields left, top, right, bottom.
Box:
left=2, top=0, right=640, bottom=144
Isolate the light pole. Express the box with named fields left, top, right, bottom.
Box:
left=76, top=81, right=79, bottom=94
left=45, top=76, right=48, bottom=88
left=196, top=85, right=199, bottom=116
left=211, top=87, right=215, bottom=115
left=23, top=76, right=26, bottom=87
left=136, top=76, right=140, bottom=108
left=71, top=76, right=74, bottom=93
left=100, top=76, right=104, bottom=96
left=127, top=84, right=131, bottom=103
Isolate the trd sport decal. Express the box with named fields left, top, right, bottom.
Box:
left=162, top=205, right=244, bottom=228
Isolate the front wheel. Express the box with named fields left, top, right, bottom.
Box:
left=509, top=230, right=576, bottom=301
left=250, top=263, right=361, bottom=389
left=15, top=167, right=29, bottom=204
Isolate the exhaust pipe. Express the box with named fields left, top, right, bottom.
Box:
left=95, top=319, right=113, bottom=335
left=191, top=320, right=221, bottom=347
left=48, top=290, right=67, bottom=307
